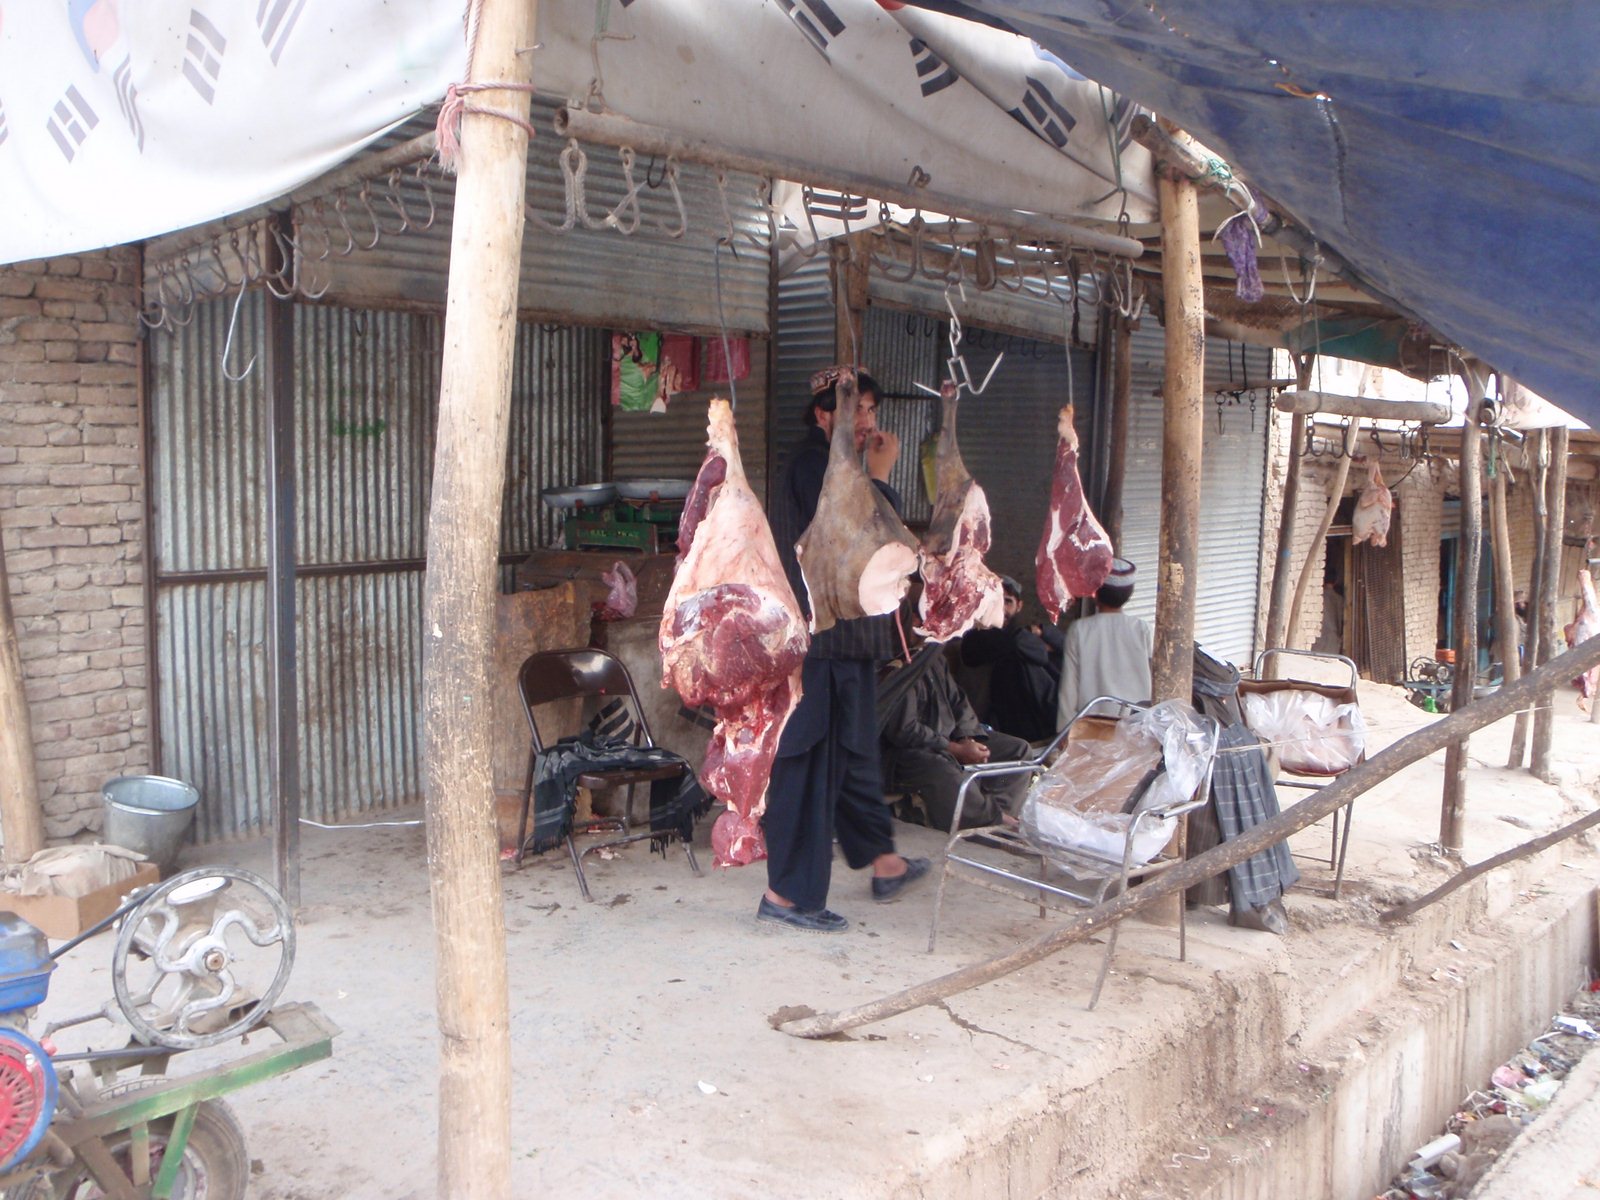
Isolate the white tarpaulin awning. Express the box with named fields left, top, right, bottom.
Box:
left=0, top=0, right=1154, bottom=268
left=0, top=1, right=465, bottom=265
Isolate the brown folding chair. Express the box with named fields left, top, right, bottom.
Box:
left=515, top=648, right=701, bottom=901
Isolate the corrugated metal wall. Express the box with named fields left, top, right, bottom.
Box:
left=610, top=339, right=771, bottom=501
left=1118, top=326, right=1273, bottom=667
left=295, top=103, right=771, bottom=335
left=772, top=258, right=836, bottom=502
left=865, top=305, right=944, bottom=527
left=150, top=295, right=606, bottom=839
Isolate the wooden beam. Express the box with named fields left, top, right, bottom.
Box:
left=775, top=634, right=1600, bottom=1038
left=832, top=235, right=869, bottom=366
left=1262, top=356, right=1314, bottom=669
left=1101, top=315, right=1132, bottom=550
left=1286, top=432, right=1355, bottom=649
left=1511, top=430, right=1548, bottom=765
left=1274, top=391, right=1451, bottom=425
left=1530, top=425, right=1570, bottom=780
left=1151, top=122, right=1205, bottom=705
left=421, top=2, right=536, bottom=1195
left=1441, top=366, right=1487, bottom=850
left=1489, top=390, right=1524, bottom=770
left=1382, top=803, right=1600, bottom=924
left=0, top=536, right=45, bottom=863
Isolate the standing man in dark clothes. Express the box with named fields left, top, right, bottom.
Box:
left=759, top=365, right=930, bottom=933
left=960, top=576, right=1065, bottom=743
left=881, top=650, right=1032, bottom=831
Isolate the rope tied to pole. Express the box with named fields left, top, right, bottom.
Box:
left=434, top=80, right=539, bottom=173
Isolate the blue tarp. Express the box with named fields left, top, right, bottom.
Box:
left=910, top=2, right=1600, bottom=427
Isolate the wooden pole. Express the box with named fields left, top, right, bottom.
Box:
left=1262, top=355, right=1314, bottom=668
left=1511, top=430, right=1548, bottom=764
left=775, top=634, right=1600, bottom=1039
left=1101, top=315, right=1132, bottom=550
left=1530, top=425, right=1570, bottom=780
left=1285, top=429, right=1355, bottom=648
left=1488, top=425, right=1522, bottom=769
left=1272, top=392, right=1451, bottom=424
left=1441, top=366, right=1487, bottom=850
left=421, top=3, right=536, bottom=1196
left=0, top=537, right=46, bottom=863
left=1382, top=802, right=1600, bottom=925
left=832, top=235, right=868, bottom=366
left=1151, top=122, right=1205, bottom=705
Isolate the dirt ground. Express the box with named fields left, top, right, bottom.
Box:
left=37, top=680, right=1600, bottom=1199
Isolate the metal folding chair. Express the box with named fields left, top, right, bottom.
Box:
left=515, top=648, right=701, bottom=901
left=928, top=697, right=1219, bottom=1009
left=1241, top=648, right=1364, bottom=898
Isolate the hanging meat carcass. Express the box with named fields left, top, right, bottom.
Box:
left=1573, top=569, right=1600, bottom=710
left=1352, top=458, right=1394, bottom=547
left=1035, top=405, right=1114, bottom=620
left=794, top=371, right=921, bottom=633
left=660, top=399, right=809, bottom=866
left=916, top=381, right=1005, bottom=641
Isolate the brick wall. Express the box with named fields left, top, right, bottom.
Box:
left=0, top=249, right=149, bottom=842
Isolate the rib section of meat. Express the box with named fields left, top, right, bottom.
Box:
left=660, top=399, right=808, bottom=867
left=916, top=382, right=1004, bottom=641
left=1035, top=404, right=1113, bottom=620
left=794, top=371, right=921, bottom=634
left=1352, top=459, right=1394, bottom=547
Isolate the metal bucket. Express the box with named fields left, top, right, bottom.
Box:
left=102, top=776, right=199, bottom=872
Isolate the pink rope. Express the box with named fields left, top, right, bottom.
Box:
left=435, top=81, right=539, bottom=173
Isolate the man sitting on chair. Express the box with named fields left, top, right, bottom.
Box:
left=880, top=650, right=1032, bottom=832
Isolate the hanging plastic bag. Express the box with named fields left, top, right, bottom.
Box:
left=596, top=561, right=638, bottom=621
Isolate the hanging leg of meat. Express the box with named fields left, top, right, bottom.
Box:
left=916, top=381, right=1005, bottom=641
left=660, top=399, right=809, bottom=866
left=1035, top=404, right=1113, bottom=621
left=795, top=371, right=922, bottom=634
left=1352, top=458, right=1394, bottom=547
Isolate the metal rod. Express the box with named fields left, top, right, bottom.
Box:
left=555, top=107, right=1145, bottom=259
left=264, top=212, right=301, bottom=907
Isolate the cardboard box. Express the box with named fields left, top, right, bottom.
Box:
left=0, top=862, right=161, bottom=941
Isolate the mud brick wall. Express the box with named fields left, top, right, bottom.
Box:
left=0, top=249, right=149, bottom=842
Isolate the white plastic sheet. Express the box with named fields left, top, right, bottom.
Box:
left=1241, top=690, right=1366, bottom=776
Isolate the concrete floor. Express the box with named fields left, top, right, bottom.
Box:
left=38, top=681, right=1600, bottom=1199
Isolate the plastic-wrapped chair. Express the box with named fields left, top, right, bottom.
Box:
left=1238, top=649, right=1365, bottom=898
left=927, top=697, right=1219, bottom=1009
left=515, top=648, right=701, bottom=901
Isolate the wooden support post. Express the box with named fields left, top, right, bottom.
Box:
left=1440, top=367, right=1487, bottom=851
left=1511, top=430, right=1548, bottom=764
left=1488, top=420, right=1522, bottom=769
left=1262, top=355, right=1313, bottom=669
left=1530, top=425, right=1570, bottom=780
left=776, top=634, right=1600, bottom=1038
left=832, top=235, right=868, bottom=366
left=1151, top=123, right=1205, bottom=705
left=0, top=537, right=45, bottom=863
left=265, top=213, right=301, bottom=908
left=1272, top=392, right=1451, bottom=424
left=1101, top=315, right=1132, bottom=550
left=421, top=2, right=537, bottom=1195
left=1285, top=429, right=1355, bottom=649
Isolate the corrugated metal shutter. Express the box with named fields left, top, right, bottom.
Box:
left=150, top=295, right=605, bottom=840
left=865, top=305, right=944, bottom=526
left=148, top=102, right=770, bottom=334
left=771, top=257, right=838, bottom=502
left=610, top=340, right=771, bottom=501
left=1119, top=324, right=1272, bottom=667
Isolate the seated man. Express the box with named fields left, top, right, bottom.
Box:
left=960, top=575, right=1065, bottom=743
left=880, top=649, right=1032, bottom=831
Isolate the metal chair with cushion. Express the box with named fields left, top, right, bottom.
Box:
left=515, top=648, right=701, bottom=901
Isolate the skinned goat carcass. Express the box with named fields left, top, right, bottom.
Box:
left=1352, top=459, right=1394, bottom=547
left=916, top=381, right=1005, bottom=641
left=794, top=371, right=921, bottom=634
left=1573, top=569, right=1600, bottom=710
left=1035, top=405, right=1113, bottom=621
left=660, top=399, right=809, bottom=867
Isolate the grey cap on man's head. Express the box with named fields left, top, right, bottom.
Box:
left=999, top=575, right=1023, bottom=599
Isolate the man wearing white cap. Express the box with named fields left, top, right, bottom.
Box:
left=1056, top=557, right=1153, bottom=725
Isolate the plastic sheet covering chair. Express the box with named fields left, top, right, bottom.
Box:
left=928, top=697, right=1219, bottom=1009
left=515, top=648, right=700, bottom=901
left=1239, top=649, right=1364, bottom=898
